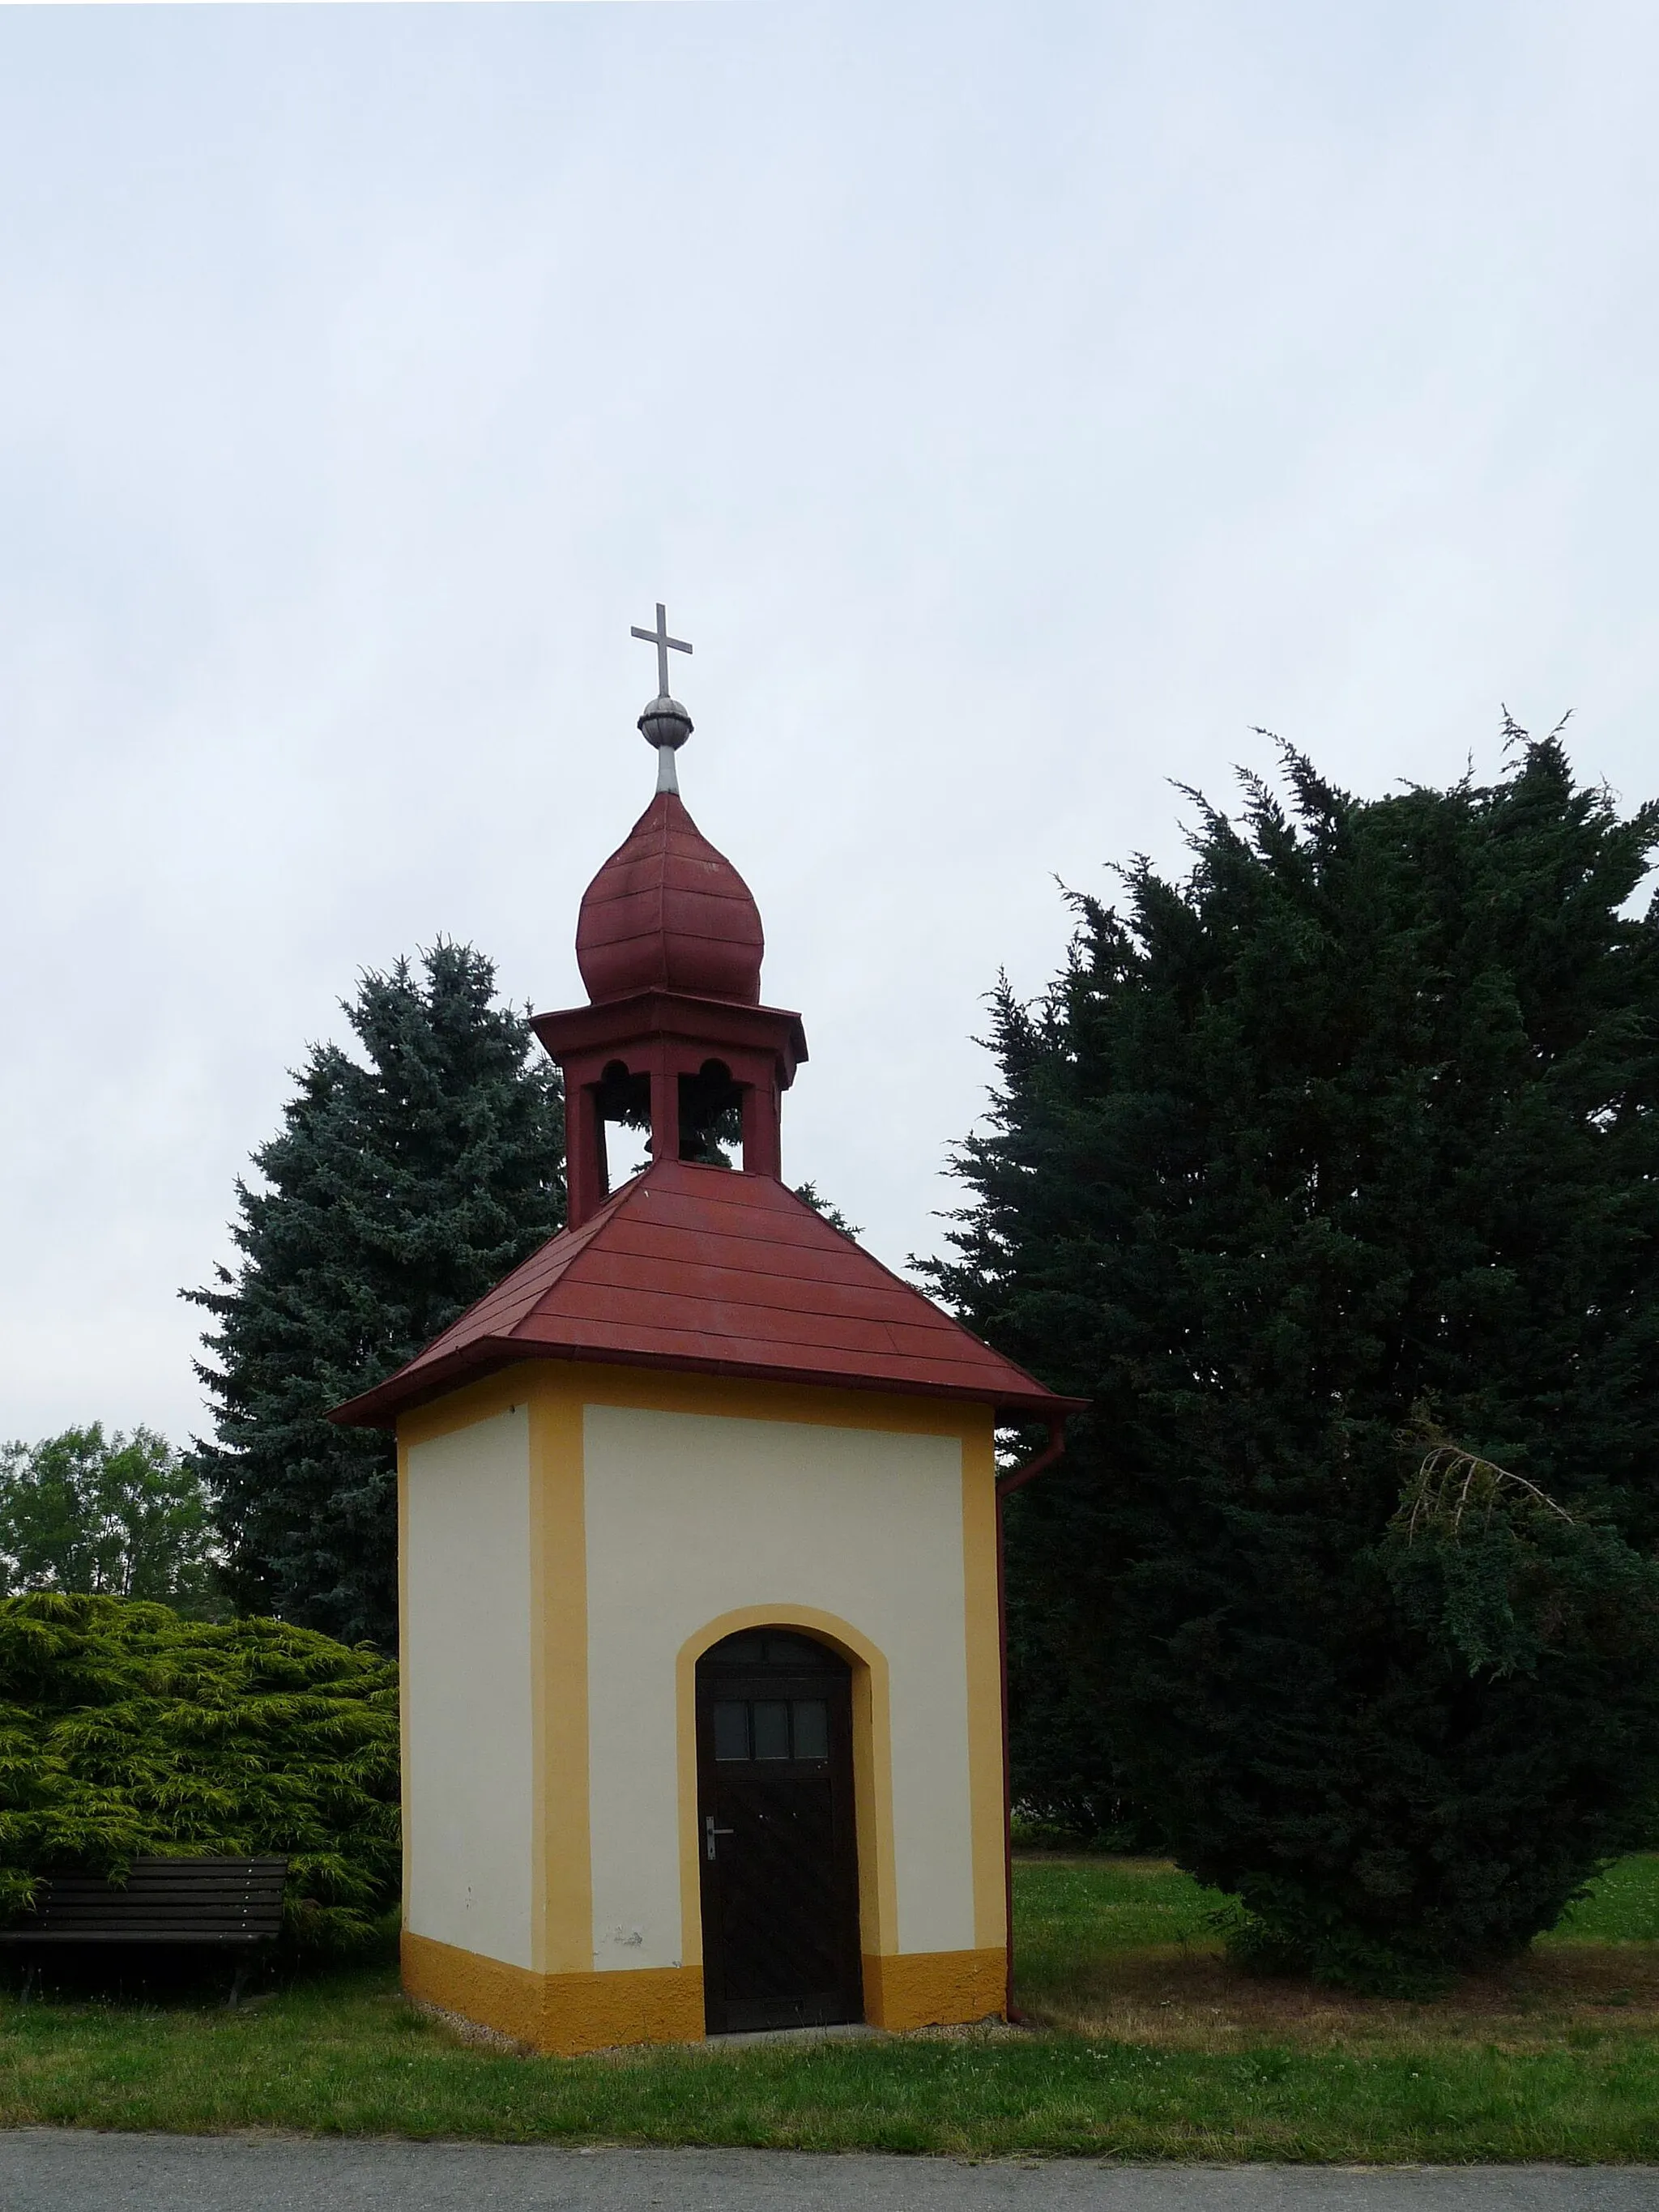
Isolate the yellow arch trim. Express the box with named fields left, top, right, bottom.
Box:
left=674, top=1604, right=898, bottom=1972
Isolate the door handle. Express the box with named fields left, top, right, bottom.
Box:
left=705, top=1815, right=735, bottom=1862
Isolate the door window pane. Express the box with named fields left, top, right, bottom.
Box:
left=752, top=1700, right=791, bottom=1760
left=792, top=1699, right=829, bottom=1760
left=712, top=1702, right=749, bottom=1761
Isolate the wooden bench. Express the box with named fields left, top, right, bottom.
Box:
left=0, top=1856, right=288, bottom=2002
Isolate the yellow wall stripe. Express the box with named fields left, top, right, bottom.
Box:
left=959, top=1423, right=1009, bottom=1952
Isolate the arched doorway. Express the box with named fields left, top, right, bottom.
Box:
left=695, top=1628, right=863, bottom=2033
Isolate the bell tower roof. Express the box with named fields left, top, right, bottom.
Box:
left=576, top=790, right=765, bottom=1008
left=576, top=598, right=766, bottom=1007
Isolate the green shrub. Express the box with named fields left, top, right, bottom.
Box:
left=0, top=1592, right=399, bottom=1953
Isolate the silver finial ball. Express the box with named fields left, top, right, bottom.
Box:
left=638, top=695, right=693, bottom=751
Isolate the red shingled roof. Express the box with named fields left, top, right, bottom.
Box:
left=330, top=1157, right=1077, bottom=1428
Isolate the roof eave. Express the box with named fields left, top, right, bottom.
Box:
left=329, top=1335, right=1088, bottom=1433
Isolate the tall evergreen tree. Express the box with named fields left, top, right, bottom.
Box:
left=187, top=942, right=564, bottom=1648
left=931, top=727, right=1659, bottom=1985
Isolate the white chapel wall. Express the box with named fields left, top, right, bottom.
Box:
left=582, top=1404, right=975, bottom=1974
left=404, top=1404, right=534, bottom=1969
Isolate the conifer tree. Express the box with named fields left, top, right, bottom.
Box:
left=931, top=727, right=1659, bottom=1985
left=187, top=943, right=564, bottom=1649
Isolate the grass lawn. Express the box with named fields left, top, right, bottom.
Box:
left=0, top=1857, right=1656, bottom=2160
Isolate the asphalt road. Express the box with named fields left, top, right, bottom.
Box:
left=0, top=2137, right=1653, bottom=2212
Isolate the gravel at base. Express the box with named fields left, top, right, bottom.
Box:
left=0, top=2134, right=1654, bottom=2212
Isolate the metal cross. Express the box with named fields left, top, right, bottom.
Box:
left=630, top=603, right=692, bottom=697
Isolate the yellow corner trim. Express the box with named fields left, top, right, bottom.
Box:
left=396, top=1379, right=595, bottom=1981
left=403, top=1932, right=705, bottom=2056
left=396, top=1447, right=412, bottom=1941
left=958, top=1421, right=1009, bottom=1950
left=531, top=1381, right=591, bottom=1975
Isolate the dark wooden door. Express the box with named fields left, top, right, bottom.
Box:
left=695, top=1630, right=863, bottom=2034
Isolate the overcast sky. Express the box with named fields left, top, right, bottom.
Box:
left=2, top=0, right=1655, bottom=1448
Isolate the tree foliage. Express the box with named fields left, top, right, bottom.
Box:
left=791, top=1182, right=863, bottom=1239
left=0, top=1427, right=218, bottom=1615
left=931, top=727, right=1659, bottom=1985
left=187, top=942, right=565, bottom=1649
left=0, top=1592, right=398, bottom=1952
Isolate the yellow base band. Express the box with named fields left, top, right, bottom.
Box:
left=403, top=1930, right=1006, bottom=2051
left=861, top=1946, right=1007, bottom=2031
left=403, top=1931, right=704, bottom=2056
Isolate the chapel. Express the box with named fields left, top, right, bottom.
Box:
left=332, top=612, right=1080, bottom=2055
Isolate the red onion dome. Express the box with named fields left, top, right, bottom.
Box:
left=575, top=791, right=765, bottom=1006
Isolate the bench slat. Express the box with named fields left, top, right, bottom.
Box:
left=11, top=1917, right=279, bottom=1930
left=2, top=1857, right=288, bottom=1949
left=37, top=1878, right=286, bottom=1891
left=0, top=1933, right=269, bottom=1947
left=36, top=1886, right=286, bottom=1902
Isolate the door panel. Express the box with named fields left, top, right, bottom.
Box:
left=696, top=1633, right=862, bottom=2034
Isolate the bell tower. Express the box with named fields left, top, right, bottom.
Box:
left=535, top=603, right=807, bottom=1228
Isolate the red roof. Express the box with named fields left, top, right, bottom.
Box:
left=576, top=791, right=765, bottom=1007
left=331, top=1159, right=1078, bottom=1428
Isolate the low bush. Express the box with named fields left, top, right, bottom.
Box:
left=0, top=1592, right=398, bottom=1953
